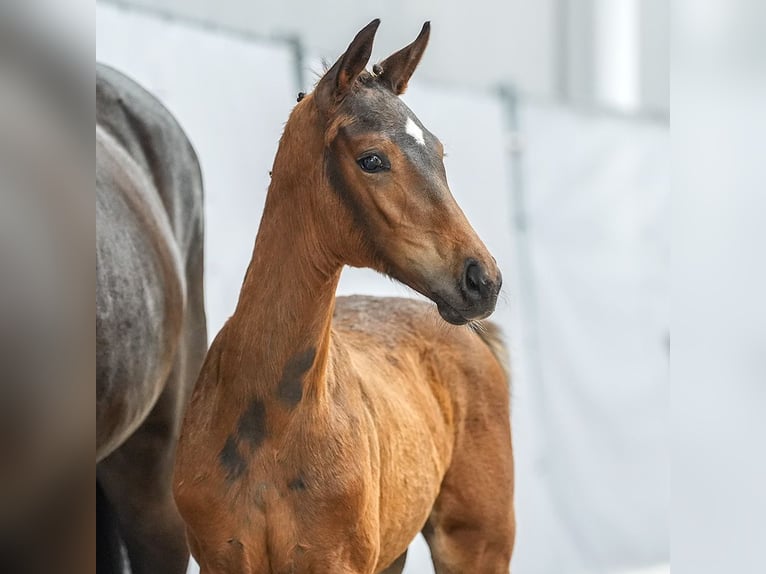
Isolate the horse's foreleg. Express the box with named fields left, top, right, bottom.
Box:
left=421, top=412, right=515, bottom=574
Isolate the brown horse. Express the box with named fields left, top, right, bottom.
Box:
left=97, top=65, right=207, bottom=573
left=174, top=20, right=514, bottom=574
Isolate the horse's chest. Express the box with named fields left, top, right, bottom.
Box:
left=196, top=473, right=376, bottom=573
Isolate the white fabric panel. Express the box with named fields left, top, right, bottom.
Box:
left=510, top=102, right=669, bottom=573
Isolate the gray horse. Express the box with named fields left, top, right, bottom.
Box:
left=97, top=64, right=207, bottom=574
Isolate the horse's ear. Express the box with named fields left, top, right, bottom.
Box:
left=315, top=19, right=380, bottom=109
left=377, top=22, right=430, bottom=95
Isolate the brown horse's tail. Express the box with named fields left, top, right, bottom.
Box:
left=471, top=321, right=510, bottom=384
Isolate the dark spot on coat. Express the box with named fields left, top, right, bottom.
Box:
left=277, top=348, right=316, bottom=406
left=219, top=436, right=247, bottom=481
left=288, top=475, right=307, bottom=491
left=236, top=399, right=268, bottom=450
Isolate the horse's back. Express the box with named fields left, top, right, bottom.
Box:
left=96, top=64, right=205, bottom=459
left=333, top=295, right=507, bottom=385
left=332, top=294, right=509, bottom=445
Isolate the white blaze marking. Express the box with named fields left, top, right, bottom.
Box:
left=405, top=116, right=426, bottom=146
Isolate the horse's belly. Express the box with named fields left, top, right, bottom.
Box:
left=96, top=149, right=185, bottom=459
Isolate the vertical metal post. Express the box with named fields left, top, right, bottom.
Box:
left=497, top=84, right=545, bottom=410
left=556, top=0, right=570, bottom=101
left=282, top=34, right=307, bottom=95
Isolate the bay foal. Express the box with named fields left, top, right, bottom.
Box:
left=174, top=20, right=514, bottom=573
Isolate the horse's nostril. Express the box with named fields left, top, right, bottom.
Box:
left=463, top=261, right=486, bottom=301
left=466, top=267, right=480, bottom=292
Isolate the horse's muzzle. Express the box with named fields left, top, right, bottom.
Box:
left=432, top=260, right=501, bottom=325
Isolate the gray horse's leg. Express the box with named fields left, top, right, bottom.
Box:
left=379, top=550, right=408, bottom=574
left=97, top=481, right=125, bottom=574
left=97, top=369, right=190, bottom=574
left=98, top=241, right=206, bottom=574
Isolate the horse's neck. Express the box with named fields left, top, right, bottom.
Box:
left=225, top=148, right=341, bottom=406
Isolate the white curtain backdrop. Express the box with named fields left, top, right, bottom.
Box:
left=510, top=103, right=669, bottom=573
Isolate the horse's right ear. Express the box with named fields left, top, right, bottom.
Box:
left=314, top=19, right=380, bottom=110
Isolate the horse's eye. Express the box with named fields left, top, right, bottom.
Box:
left=358, top=154, right=387, bottom=173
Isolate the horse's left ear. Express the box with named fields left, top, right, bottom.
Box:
left=315, top=19, right=380, bottom=110
left=377, top=22, right=430, bottom=95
